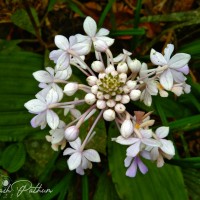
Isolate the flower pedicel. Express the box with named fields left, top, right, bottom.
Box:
left=25, top=16, right=191, bottom=177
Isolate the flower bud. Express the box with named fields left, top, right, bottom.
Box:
left=97, top=91, right=104, bottom=99
left=105, top=65, right=115, bottom=74
left=91, top=85, right=99, bottom=94
left=111, top=70, right=118, bottom=77
left=91, top=61, right=105, bottom=73
left=121, top=95, right=130, bottom=104
left=120, top=119, right=134, bottom=138
left=114, top=103, right=125, bottom=113
left=117, top=62, right=128, bottom=73
left=126, top=80, right=137, bottom=90
left=96, top=100, right=106, bottom=109
left=64, top=83, right=78, bottom=96
left=104, top=94, right=110, bottom=99
left=85, top=93, right=96, bottom=105
left=127, top=57, right=141, bottom=73
left=106, top=99, right=116, bottom=107
left=64, top=126, right=79, bottom=141
left=115, top=95, right=122, bottom=101
left=86, top=76, right=97, bottom=86
left=123, top=85, right=130, bottom=94
left=103, top=109, right=115, bottom=121
left=118, top=73, right=127, bottom=83
left=98, top=73, right=106, bottom=79
left=130, top=90, right=141, bottom=101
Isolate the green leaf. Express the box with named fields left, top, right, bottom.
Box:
left=11, top=8, right=40, bottom=36
left=0, top=39, right=22, bottom=53
left=93, top=171, right=120, bottom=200
left=168, top=157, right=200, bottom=168
left=110, top=28, right=145, bottom=36
left=1, top=143, right=26, bottom=173
left=108, top=125, right=188, bottom=200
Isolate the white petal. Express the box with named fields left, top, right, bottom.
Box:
left=51, top=129, right=64, bottom=144
left=150, top=49, right=167, bottom=65
left=140, top=129, right=153, bottom=139
left=55, top=67, right=72, bottom=80
left=83, top=16, right=97, bottom=37
left=113, top=53, right=124, bottom=63
left=155, top=126, right=169, bottom=138
left=140, top=150, right=151, bottom=160
left=63, top=147, right=76, bottom=155
left=51, top=84, right=63, bottom=101
left=83, top=149, right=100, bottom=162
left=46, top=110, right=59, bottom=129
left=69, top=35, right=77, bottom=46
left=160, top=139, right=175, bottom=155
left=114, top=136, right=139, bottom=145
left=171, top=69, right=186, bottom=83
left=45, top=88, right=59, bottom=104
left=49, top=49, right=63, bottom=63
left=96, top=28, right=109, bottom=36
left=76, top=166, right=85, bottom=175
left=67, top=152, right=82, bottom=170
left=124, top=156, right=133, bottom=167
left=164, top=44, right=174, bottom=62
left=168, top=53, right=191, bottom=69
left=71, top=43, right=90, bottom=55
left=70, top=108, right=81, bottom=118
left=160, top=69, right=173, bottom=90
left=147, top=80, right=158, bottom=95
left=56, top=53, right=70, bottom=71
left=55, top=35, right=69, bottom=50
left=36, top=86, right=51, bottom=101
left=30, top=112, right=46, bottom=128
left=176, top=65, right=189, bottom=75
left=33, top=71, right=53, bottom=83
left=75, top=34, right=89, bottom=42
left=150, top=147, right=159, bottom=160
left=96, top=36, right=114, bottom=46
left=142, top=138, right=160, bottom=147
left=126, top=142, right=141, bottom=157
left=69, top=137, right=81, bottom=150
left=93, top=40, right=108, bottom=52
left=25, top=99, right=47, bottom=113
left=46, top=67, right=55, bottom=75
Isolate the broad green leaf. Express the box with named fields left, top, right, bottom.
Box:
left=168, top=157, right=200, bottom=168
left=108, top=125, right=188, bottom=200
left=1, top=143, right=26, bottom=173
left=0, top=39, right=22, bottom=53
left=11, top=8, right=40, bottom=36
left=93, top=171, right=120, bottom=200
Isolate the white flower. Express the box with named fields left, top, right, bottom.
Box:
left=25, top=88, right=60, bottom=129
left=46, top=121, right=66, bottom=151
left=63, top=137, right=100, bottom=175
left=150, top=126, right=175, bottom=167
left=50, top=35, right=90, bottom=71
left=150, top=44, right=191, bottom=90
left=76, top=16, right=114, bottom=52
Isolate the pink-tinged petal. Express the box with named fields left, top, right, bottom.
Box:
left=142, top=138, right=160, bottom=147
left=171, top=69, right=186, bottom=83
left=96, top=28, right=109, bottom=36
left=124, top=156, right=133, bottom=167
left=156, top=126, right=169, bottom=138
left=56, top=53, right=70, bottom=71
left=31, top=112, right=46, bottom=128
left=184, top=84, right=191, bottom=93
left=45, top=88, right=59, bottom=104
left=63, top=147, right=76, bottom=155
left=33, top=71, right=53, bottom=83
left=126, top=142, right=141, bottom=157
left=150, top=49, right=167, bottom=65
left=49, top=49, right=63, bottom=63
left=168, top=53, right=191, bottom=69
left=176, top=65, right=189, bottom=75
left=69, top=137, right=81, bottom=150
left=160, top=139, right=175, bottom=156
left=137, top=157, right=148, bottom=174
left=160, top=69, right=173, bottom=90
left=55, top=35, right=69, bottom=50
left=171, top=85, right=183, bottom=96
left=140, top=150, right=151, bottom=160
left=150, top=147, right=159, bottom=160
left=96, top=36, right=114, bottom=47
left=75, top=34, right=89, bottom=43
left=55, top=67, right=72, bottom=80
left=71, top=43, right=90, bottom=55
left=70, top=108, right=81, bottom=118
left=76, top=166, right=85, bottom=175
left=51, top=129, right=64, bottom=144
left=164, top=44, right=174, bottom=62
left=46, top=110, right=59, bottom=129
left=126, top=159, right=137, bottom=177
left=24, top=99, right=47, bottom=113
left=83, top=149, right=100, bottom=162
left=67, top=152, right=82, bottom=170
left=114, top=136, right=139, bottom=145
left=157, top=154, right=164, bottom=167
left=83, top=16, right=97, bottom=37
left=93, top=40, right=108, bottom=52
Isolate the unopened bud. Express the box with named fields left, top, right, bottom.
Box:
left=120, top=119, right=134, bottom=138
left=121, top=95, right=130, bottom=104
left=114, top=103, right=125, bottom=113
left=94, top=40, right=108, bottom=52
left=127, top=57, right=142, bottom=73
left=119, top=73, right=127, bottom=83
left=64, top=126, right=79, bottom=141
left=106, top=99, right=116, bottom=107
left=86, top=76, right=97, bottom=86
left=103, top=109, right=115, bottom=121
left=105, top=65, right=115, bottom=74
left=96, top=100, right=106, bottom=109
left=123, top=85, right=130, bottom=94
left=91, top=61, right=105, bottom=73
left=97, top=91, right=104, bottom=100
left=115, top=95, right=122, bottom=101
left=64, top=83, right=78, bottom=96
left=130, top=90, right=141, bottom=101
left=126, top=80, right=137, bottom=90
left=117, top=62, right=128, bottom=73
left=91, top=85, right=99, bottom=94
left=85, top=93, right=96, bottom=105
left=98, top=73, right=106, bottom=79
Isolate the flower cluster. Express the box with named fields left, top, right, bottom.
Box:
left=25, top=16, right=191, bottom=176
